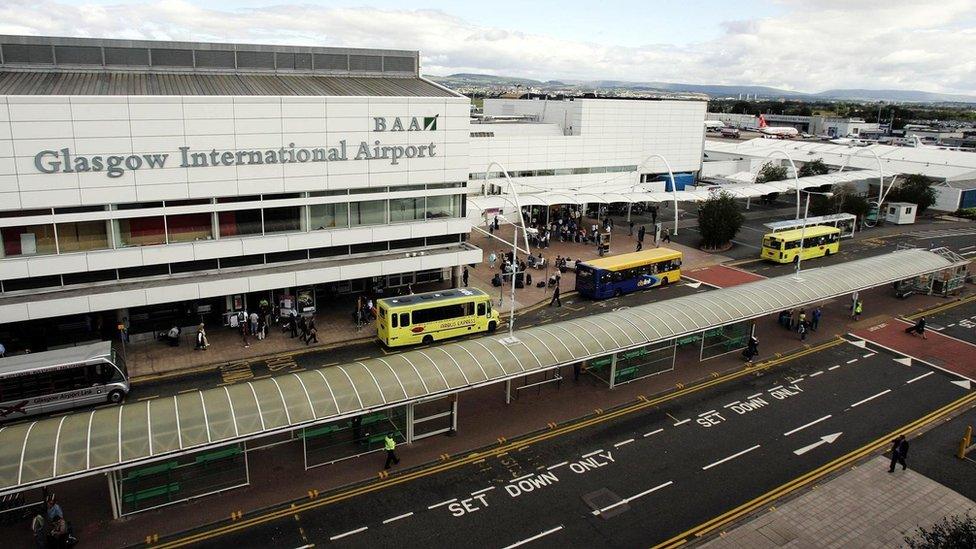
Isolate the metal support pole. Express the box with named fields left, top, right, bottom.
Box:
left=608, top=353, right=618, bottom=389
left=505, top=379, right=512, bottom=404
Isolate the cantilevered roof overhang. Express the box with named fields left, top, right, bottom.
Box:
left=0, top=248, right=963, bottom=495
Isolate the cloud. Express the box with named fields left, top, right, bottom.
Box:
left=0, top=0, right=973, bottom=94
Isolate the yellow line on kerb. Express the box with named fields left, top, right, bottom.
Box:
left=152, top=338, right=845, bottom=548
left=651, top=391, right=976, bottom=549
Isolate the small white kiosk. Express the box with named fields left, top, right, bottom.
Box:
left=885, top=202, right=918, bottom=225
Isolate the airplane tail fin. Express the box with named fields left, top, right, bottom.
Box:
left=758, top=114, right=767, bottom=128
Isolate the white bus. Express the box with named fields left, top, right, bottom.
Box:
left=0, top=341, right=130, bottom=421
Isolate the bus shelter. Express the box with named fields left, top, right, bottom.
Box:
left=0, top=249, right=965, bottom=519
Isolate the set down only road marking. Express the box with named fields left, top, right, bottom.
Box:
left=151, top=338, right=973, bottom=549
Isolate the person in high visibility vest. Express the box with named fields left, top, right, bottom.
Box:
left=384, top=434, right=400, bottom=469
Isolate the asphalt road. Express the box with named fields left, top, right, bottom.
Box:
left=126, top=281, right=710, bottom=401
left=922, top=299, right=976, bottom=345
left=173, top=338, right=974, bottom=548
left=905, top=405, right=976, bottom=503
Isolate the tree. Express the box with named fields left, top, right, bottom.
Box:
left=697, top=192, right=744, bottom=249
left=887, top=174, right=937, bottom=213
left=798, top=158, right=829, bottom=178
left=756, top=162, right=788, bottom=184
left=905, top=513, right=976, bottom=548
left=808, top=184, right=871, bottom=220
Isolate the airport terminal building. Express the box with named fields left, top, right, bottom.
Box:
left=0, top=35, right=707, bottom=349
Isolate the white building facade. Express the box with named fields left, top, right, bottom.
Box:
left=470, top=98, right=707, bottom=194
left=0, top=36, right=475, bottom=343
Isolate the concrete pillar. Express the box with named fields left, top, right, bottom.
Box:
left=451, top=266, right=461, bottom=288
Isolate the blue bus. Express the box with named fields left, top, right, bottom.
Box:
left=575, top=248, right=683, bottom=299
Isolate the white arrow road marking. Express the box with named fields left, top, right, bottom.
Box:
left=893, top=357, right=912, bottom=366
left=794, top=432, right=843, bottom=455
left=686, top=281, right=703, bottom=289
left=850, top=339, right=867, bottom=348
left=952, top=379, right=972, bottom=390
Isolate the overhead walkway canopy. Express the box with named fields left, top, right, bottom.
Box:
left=466, top=169, right=881, bottom=214
left=0, top=249, right=963, bottom=496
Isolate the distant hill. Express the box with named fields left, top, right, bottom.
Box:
left=425, top=73, right=976, bottom=104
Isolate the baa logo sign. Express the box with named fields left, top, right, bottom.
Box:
left=373, top=115, right=438, bottom=132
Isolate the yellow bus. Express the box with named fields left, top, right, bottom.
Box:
left=761, top=225, right=841, bottom=264
left=575, top=248, right=683, bottom=299
left=376, top=287, right=499, bottom=347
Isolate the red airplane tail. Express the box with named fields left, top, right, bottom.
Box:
left=758, top=114, right=767, bottom=128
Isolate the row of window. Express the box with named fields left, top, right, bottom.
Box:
left=764, top=233, right=840, bottom=250
left=0, top=363, right=124, bottom=402
left=0, top=234, right=464, bottom=294
left=469, top=165, right=639, bottom=180
left=0, top=195, right=464, bottom=258
left=0, top=184, right=467, bottom=221
left=602, top=260, right=681, bottom=283
left=388, top=301, right=487, bottom=328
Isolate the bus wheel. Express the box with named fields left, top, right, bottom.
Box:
left=614, top=289, right=623, bottom=298
left=488, top=321, right=497, bottom=332
left=108, top=390, right=124, bottom=404
left=422, top=335, right=434, bottom=344
left=824, top=250, right=831, bottom=256
left=661, top=277, right=670, bottom=287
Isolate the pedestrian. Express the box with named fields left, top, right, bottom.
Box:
left=797, top=309, right=806, bottom=332
left=789, top=308, right=797, bottom=330
left=249, top=311, right=259, bottom=338
left=662, top=227, right=671, bottom=244
left=0, top=340, right=5, bottom=358
left=195, top=324, right=209, bottom=351
left=573, top=362, right=581, bottom=381
left=384, top=434, right=400, bottom=469
left=305, top=318, right=318, bottom=345
left=49, top=516, right=69, bottom=547
left=638, top=225, right=646, bottom=243
left=488, top=250, right=497, bottom=268
left=31, top=512, right=46, bottom=548
left=462, top=266, right=469, bottom=287
left=628, top=220, right=634, bottom=236
left=46, top=495, right=63, bottom=522
left=853, top=300, right=863, bottom=321
left=905, top=317, right=928, bottom=339
left=743, top=335, right=759, bottom=363
left=550, top=284, right=562, bottom=307
left=811, top=306, right=822, bottom=331
left=240, top=320, right=249, bottom=348
left=289, top=311, right=298, bottom=338
left=298, top=315, right=308, bottom=341
left=888, top=434, right=909, bottom=472
left=798, top=321, right=808, bottom=341
left=636, top=240, right=643, bottom=252
left=651, top=207, right=658, bottom=225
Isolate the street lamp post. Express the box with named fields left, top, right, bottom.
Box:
left=795, top=190, right=834, bottom=278
left=836, top=146, right=887, bottom=227
left=753, top=149, right=802, bottom=219
left=631, top=153, right=680, bottom=235
left=481, top=161, right=532, bottom=338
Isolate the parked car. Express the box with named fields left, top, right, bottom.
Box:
left=720, top=127, right=740, bottom=139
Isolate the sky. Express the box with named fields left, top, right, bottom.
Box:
left=1, top=0, right=974, bottom=95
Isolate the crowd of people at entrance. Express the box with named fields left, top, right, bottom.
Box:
left=777, top=306, right=823, bottom=341
left=31, top=494, right=77, bottom=548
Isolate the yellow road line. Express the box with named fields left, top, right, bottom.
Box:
left=905, top=294, right=976, bottom=320
left=152, top=338, right=845, bottom=548
left=651, top=391, right=976, bottom=548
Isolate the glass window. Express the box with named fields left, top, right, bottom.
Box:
left=390, top=197, right=424, bottom=223
left=263, top=206, right=303, bottom=234
left=116, top=217, right=166, bottom=247
left=310, top=203, right=348, bottom=230
left=1, top=224, right=57, bottom=256
left=425, top=195, right=455, bottom=219
left=350, top=200, right=386, bottom=226
left=391, top=311, right=398, bottom=328
left=218, top=210, right=262, bottom=237
left=477, top=303, right=486, bottom=316
left=399, top=312, right=409, bottom=327
left=166, top=213, right=214, bottom=243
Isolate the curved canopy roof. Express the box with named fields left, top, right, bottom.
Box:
left=0, top=249, right=960, bottom=495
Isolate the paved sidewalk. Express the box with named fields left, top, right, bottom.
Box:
left=698, top=456, right=976, bottom=549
